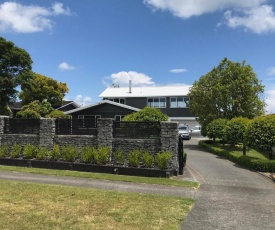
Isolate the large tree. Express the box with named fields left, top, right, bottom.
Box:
left=19, top=73, right=69, bottom=106
left=0, top=37, right=32, bottom=115
left=189, top=58, right=265, bottom=127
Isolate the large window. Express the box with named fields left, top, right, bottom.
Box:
left=78, top=115, right=101, bottom=127
left=106, top=98, right=125, bottom=104
left=147, top=97, right=166, bottom=108
left=170, top=97, right=189, bottom=108
left=114, top=115, right=125, bottom=121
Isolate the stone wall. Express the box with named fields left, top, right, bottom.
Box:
left=0, top=117, right=179, bottom=171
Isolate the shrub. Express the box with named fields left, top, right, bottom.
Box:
left=61, top=145, right=78, bottom=162
left=49, top=144, right=61, bottom=161
left=0, top=145, right=9, bottom=157
left=114, top=149, right=125, bottom=165
left=94, top=146, right=110, bottom=165
left=10, top=144, right=22, bottom=158
left=122, top=107, right=168, bottom=121
left=36, top=147, right=48, bottom=160
left=81, top=146, right=94, bottom=163
left=16, top=110, right=41, bottom=118
left=183, top=152, right=187, bottom=167
left=128, top=150, right=142, bottom=167
left=207, top=118, right=228, bottom=142
left=142, top=151, right=154, bottom=168
left=23, top=144, right=38, bottom=159
left=156, top=152, right=172, bottom=169
left=46, top=110, right=71, bottom=118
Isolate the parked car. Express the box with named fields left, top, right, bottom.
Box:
left=191, top=125, right=201, bottom=136
left=178, top=125, right=191, bottom=140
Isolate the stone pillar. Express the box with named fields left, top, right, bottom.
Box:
left=0, top=116, right=9, bottom=146
left=40, top=118, right=55, bottom=149
left=97, top=118, right=113, bottom=148
left=160, top=122, right=179, bottom=170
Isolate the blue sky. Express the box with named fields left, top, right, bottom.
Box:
left=1, top=0, right=275, bottom=113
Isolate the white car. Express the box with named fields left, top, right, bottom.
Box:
left=178, top=125, right=191, bottom=140
left=191, top=126, right=201, bottom=136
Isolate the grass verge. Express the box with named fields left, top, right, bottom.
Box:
left=0, top=165, right=199, bottom=188
left=199, top=140, right=275, bottom=172
left=0, top=179, right=194, bottom=230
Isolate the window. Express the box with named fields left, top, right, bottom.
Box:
left=147, top=97, right=166, bottom=108
left=170, top=97, right=189, bottom=108
left=106, top=98, right=125, bottom=104
left=78, top=115, right=101, bottom=127
left=114, top=115, right=125, bottom=121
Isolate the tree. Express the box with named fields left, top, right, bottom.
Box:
left=122, top=107, right=168, bottom=121
left=18, top=100, right=54, bottom=117
left=0, top=37, right=32, bottom=114
left=206, top=118, right=228, bottom=143
left=189, top=58, right=265, bottom=128
left=19, top=73, right=69, bottom=106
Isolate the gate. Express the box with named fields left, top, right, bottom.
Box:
left=178, top=136, right=184, bottom=175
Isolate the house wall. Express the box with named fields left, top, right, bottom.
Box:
left=0, top=117, right=179, bottom=171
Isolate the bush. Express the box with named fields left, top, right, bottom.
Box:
left=94, top=146, right=110, bottom=165
left=122, top=107, right=168, bottom=121
left=183, top=152, right=187, bottom=167
left=80, top=146, right=94, bottom=163
left=61, top=145, right=78, bottom=162
left=46, top=110, right=71, bottom=118
left=10, top=144, right=22, bottom=158
left=207, top=118, right=228, bottom=142
left=128, top=150, right=141, bottom=167
left=36, top=147, right=48, bottom=160
left=114, top=149, right=125, bottom=165
left=49, top=144, right=61, bottom=161
left=23, top=144, right=38, bottom=159
left=16, top=110, right=41, bottom=118
left=142, top=151, right=154, bottom=168
left=0, top=145, right=9, bottom=157
left=156, top=152, right=172, bottom=169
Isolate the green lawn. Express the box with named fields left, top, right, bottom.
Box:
left=0, top=179, right=194, bottom=230
left=0, top=165, right=199, bottom=188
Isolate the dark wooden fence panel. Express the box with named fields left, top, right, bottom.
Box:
left=4, top=118, right=40, bottom=134
left=55, top=119, right=98, bottom=135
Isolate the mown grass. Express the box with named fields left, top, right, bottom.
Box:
left=0, top=179, right=194, bottom=230
left=0, top=165, right=199, bottom=188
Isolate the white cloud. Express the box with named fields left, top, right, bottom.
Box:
left=74, top=95, right=92, bottom=106
left=0, top=1, right=72, bottom=33
left=143, top=0, right=265, bottom=19
left=268, top=67, right=275, bottom=76
left=107, top=71, right=155, bottom=87
left=59, top=62, right=76, bottom=71
left=170, top=68, right=188, bottom=73
left=223, top=5, right=275, bottom=33
left=265, top=87, right=275, bottom=113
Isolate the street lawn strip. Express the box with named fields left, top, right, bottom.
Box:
left=0, top=165, right=199, bottom=188
left=0, top=179, right=194, bottom=230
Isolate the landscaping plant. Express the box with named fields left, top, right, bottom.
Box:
left=128, top=149, right=142, bottom=167
left=113, top=149, right=125, bottom=165
left=142, top=151, right=154, bottom=168
left=49, top=144, right=61, bottom=161
left=94, top=145, right=110, bottom=165
left=23, top=144, right=38, bottom=159
left=81, top=146, right=94, bottom=163
left=61, top=145, right=78, bottom=162
left=10, top=144, right=22, bottom=158
left=156, top=152, right=172, bottom=169
left=0, top=145, right=8, bottom=157
left=36, top=147, right=48, bottom=160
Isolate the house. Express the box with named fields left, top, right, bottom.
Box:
left=98, top=85, right=198, bottom=127
left=64, top=100, right=140, bottom=121
left=8, top=101, right=80, bottom=117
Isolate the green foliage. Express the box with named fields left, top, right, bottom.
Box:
left=0, top=105, right=12, bottom=116
left=16, top=110, right=41, bottom=118
left=142, top=151, right=154, bottom=168
left=23, top=144, right=38, bottom=159
left=207, top=118, right=228, bottom=141
left=182, top=152, right=187, bottom=167
left=0, top=145, right=9, bottom=157
left=36, top=147, right=48, bottom=160
left=122, top=107, right=168, bottom=122
left=80, top=146, right=94, bottom=163
left=155, top=152, right=172, bottom=169
left=189, top=58, right=265, bottom=128
left=46, top=110, right=71, bottom=118
left=246, top=114, right=275, bottom=157
left=128, top=150, right=142, bottom=167
left=114, top=149, right=125, bottom=165
left=61, top=145, right=78, bottom=162
left=199, top=140, right=275, bottom=172
left=224, top=117, right=250, bottom=146
left=10, top=144, right=22, bottom=158
left=0, top=37, right=32, bottom=112
left=20, top=100, right=53, bottom=117
left=49, top=144, right=61, bottom=161
left=19, top=73, right=69, bottom=107
left=94, top=146, right=110, bottom=165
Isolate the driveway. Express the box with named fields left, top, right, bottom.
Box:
left=181, top=138, right=275, bottom=230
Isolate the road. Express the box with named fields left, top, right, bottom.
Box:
left=181, top=137, right=275, bottom=230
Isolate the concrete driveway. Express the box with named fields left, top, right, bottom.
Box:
left=181, top=138, right=275, bottom=230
